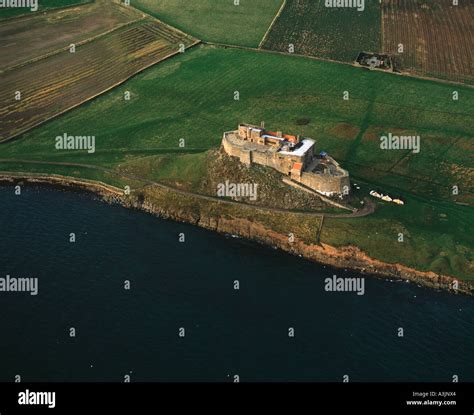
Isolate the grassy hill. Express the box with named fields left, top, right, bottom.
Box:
left=1, top=45, right=472, bottom=279
left=131, top=0, right=284, bottom=47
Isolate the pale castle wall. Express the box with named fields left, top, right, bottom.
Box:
left=222, top=124, right=350, bottom=197
left=300, top=171, right=350, bottom=196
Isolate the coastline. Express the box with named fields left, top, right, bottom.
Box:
left=1, top=173, right=472, bottom=296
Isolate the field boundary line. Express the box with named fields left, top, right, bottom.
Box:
left=206, top=40, right=377, bottom=67
left=258, top=0, right=287, bottom=49
left=386, top=150, right=414, bottom=173
left=380, top=0, right=385, bottom=53
left=0, top=18, right=145, bottom=75
left=316, top=215, right=325, bottom=245
left=204, top=41, right=474, bottom=89
left=128, top=1, right=202, bottom=41
left=0, top=40, right=201, bottom=144
left=387, top=133, right=462, bottom=174
left=433, top=136, right=464, bottom=163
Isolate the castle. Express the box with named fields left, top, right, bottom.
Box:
left=222, top=123, right=350, bottom=197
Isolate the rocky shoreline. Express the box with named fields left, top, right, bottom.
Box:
left=1, top=173, right=472, bottom=296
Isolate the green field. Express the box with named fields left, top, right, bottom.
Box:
left=1, top=45, right=472, bottom=279
left=131, top=0, right=283, bottom=47
left=0, top=0, right=90, bottom=20
left=263, top=0, right=381, bottom=62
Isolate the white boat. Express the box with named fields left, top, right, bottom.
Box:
left=369, top=190, right=382, bottom=198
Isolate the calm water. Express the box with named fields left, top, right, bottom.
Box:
left=0, top=185, right=472, bottom=382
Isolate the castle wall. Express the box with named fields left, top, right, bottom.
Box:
left=223, top=134, right=274, bottom=168
left=299, top=172, right=350, bottom=196
left=223, top=132, right=350, bottom=196
left=222, top=134, right=241, bottom=159
left=240, top=149, right=252, bottom=165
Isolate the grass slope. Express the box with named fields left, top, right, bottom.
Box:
left=1, top=45, right=472, bottom=279
left=263, top=0, right=381, bottom=62
left=131, top=0, right=284, bottom=47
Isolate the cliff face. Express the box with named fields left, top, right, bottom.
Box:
left=121, top=191, right=472, bottom=296
left=2, top=174, right=472, bottom=296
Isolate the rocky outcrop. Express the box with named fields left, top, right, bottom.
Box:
left=2, top=173, right=472, bottom=296
left=122, top=192, right=472, bottom=296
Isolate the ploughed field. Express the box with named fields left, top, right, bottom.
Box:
left=382, top=0, right=474, bottom=84
left=0, top=1, right=198, bottom=142
left=0, top=0, right=141, bottom=70
left=262, top=0, right=381, bottom=62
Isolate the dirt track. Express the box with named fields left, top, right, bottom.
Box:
left=0, top=158, right=375, bottom=219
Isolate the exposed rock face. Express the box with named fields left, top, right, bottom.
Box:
left=122, top=193, right=471, bottom=296
left=2, top=174, right=472, bottom=296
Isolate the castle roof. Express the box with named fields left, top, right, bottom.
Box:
left=278, top=138, right=315, bottom=157
left=262, top=134, right=284, bottom=141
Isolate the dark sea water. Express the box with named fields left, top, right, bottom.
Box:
left=0, top=185, right=473, bottom=382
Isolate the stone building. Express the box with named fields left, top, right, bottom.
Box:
left=222, top=123, right=350, bottom=197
